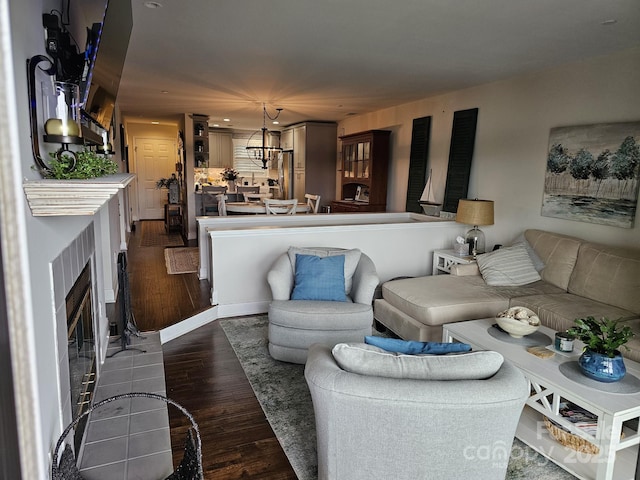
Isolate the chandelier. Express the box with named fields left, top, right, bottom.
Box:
left=246, top=103, right=283, bottom=169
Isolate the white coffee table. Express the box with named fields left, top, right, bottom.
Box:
left=443, top=318, right=640, bottom=480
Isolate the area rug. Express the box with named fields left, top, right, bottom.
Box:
left=139, top=220, right=183, bottom=247
left=164, top=247, right=199, bottom=274
left=220, top=316, right=578, bottom=480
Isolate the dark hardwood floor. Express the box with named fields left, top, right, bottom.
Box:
left=127, top=220, right=297, bottom=479
left=162, top=322, right=297, bottom=479
left=128, top=220, right=211, bottom=332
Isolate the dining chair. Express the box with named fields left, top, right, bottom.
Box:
left=244, top=192, right=273, bottom=202
left=237, top=185, right=260, bottom=201
left=216, top=193, right=228, bottom=216
left=304, top=193, right=321, bottom=214
left=201, top=185, right=227, bottom=215
left=264, top=198, right=298, bottom=215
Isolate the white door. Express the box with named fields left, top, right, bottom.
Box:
left=134, top=137, right=177, bottom=219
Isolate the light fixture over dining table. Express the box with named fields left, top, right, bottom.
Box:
left=246, top=103, right=283, bottom=169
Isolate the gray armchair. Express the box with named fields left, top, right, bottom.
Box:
left=304, top=343, right=529, bottom=480
left=267, top=247, right=379, bottom=364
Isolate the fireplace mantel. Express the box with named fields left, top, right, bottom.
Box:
left=23, top=173, right=136, bottom=216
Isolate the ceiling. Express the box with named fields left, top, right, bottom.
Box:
left=115, top=0, right=640, bottom=131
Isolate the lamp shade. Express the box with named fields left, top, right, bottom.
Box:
left=456, top=199, right=494, bottom=226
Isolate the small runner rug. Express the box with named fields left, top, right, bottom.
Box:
left=140, top=220, right=183, bottom=247
left=220, top=316, right=577, bottom=480
left=164, top=247, right=199, bottom=274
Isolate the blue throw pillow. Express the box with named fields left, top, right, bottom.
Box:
left=291, top=254, right=346, bottom=301
left=365, top=336, right=471, bottom=355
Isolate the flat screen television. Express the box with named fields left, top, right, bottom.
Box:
left=80, top=0, right=133, bottom=132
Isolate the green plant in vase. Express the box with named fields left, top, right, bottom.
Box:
left=567, top=316, right=634, bottom=383
left=220, top=167, right=239, bottom=182
left=156, top=174, right=180, bottom=204
left=221, top=167, right=239, bottom=191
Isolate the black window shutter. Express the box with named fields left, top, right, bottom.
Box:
left=442, top=108, right=478, bottom=213
left=405, top=116, right=432, bottom=213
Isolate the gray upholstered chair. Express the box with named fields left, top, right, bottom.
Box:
left=267, top=247, right=379, bottom=364
left=304, top=343, right=529, bottom=480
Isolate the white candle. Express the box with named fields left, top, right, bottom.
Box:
left=102, top=131, right=108, bottom=151
left=57, top=91, right=69, bottom=136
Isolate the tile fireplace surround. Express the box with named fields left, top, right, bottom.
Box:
left=52, top=223, right=173, bottom=477
left=75, top=332, right=173, bottom=479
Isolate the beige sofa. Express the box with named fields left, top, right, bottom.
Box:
left=374, top=229, right=640, bottom=362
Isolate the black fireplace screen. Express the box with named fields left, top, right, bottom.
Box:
left=66, top=261, right=95, bottom=452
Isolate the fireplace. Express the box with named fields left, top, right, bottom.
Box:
left=66, top=261, right=96, bottom=452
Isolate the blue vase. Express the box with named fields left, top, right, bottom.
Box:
left=578, top=349, right=626, bottom=383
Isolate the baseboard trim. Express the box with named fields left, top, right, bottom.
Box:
left=159, top=302, right=270, bottom=344
left=160, top=307, right=218, bottom=344
left=217, top=301, right=270, bottom=319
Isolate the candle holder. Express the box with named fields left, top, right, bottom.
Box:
left=27, top=55, right=83, bottom=174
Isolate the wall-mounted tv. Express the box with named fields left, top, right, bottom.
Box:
left=80, top=0, right=132, bottom=132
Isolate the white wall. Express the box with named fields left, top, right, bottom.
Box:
left=3, top=0, right=127, bottom=476
left=197, top=212, right=451, bottom=281
left=339, top=47, right=640, bottom=249
left=207, top=216, right=460, bottom=318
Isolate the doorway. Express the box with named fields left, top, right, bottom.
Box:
left=133, top=137, right=177, bottom=219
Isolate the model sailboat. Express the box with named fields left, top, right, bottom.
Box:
left=418, top=169, right=442, bottom=216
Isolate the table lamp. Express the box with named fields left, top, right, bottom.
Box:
left=456, top=199, right=494, bottom=256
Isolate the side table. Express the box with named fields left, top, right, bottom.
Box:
left=432, top=249, right=475, bottom=275
left=164, top=203, right=182, bottom=232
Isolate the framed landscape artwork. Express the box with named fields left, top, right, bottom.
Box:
left=541, top=122, right=640, bottom=228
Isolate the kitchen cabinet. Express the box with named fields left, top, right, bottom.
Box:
left=193, top=114, right=209, bottom=168
left=286, top=121, right=336, bottom=210
left=293, top=125, right=306, bottom=169
left=293, top=170, right=306, bottom=202
left=332, top=130, right=390, bottom=212
left=281, top=128, right=294, bottom=150
left=208, top=131, right=233, bottom=168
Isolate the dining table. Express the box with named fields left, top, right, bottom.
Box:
left=225, top=201, right=310, bottom=214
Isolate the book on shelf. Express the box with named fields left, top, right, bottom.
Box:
left=552, top=401, right=598, bottom=436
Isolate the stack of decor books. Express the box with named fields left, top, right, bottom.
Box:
left=544, top=401, right=600, bottom=454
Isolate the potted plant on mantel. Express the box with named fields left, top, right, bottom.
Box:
left=43, top=148, right=118, bottom=179
left=156, top=174, right=180, bottom=204
left=567, top=316, right=635, bottom=383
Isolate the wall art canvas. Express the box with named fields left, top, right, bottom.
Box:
left=541, top=121, right=640, bottom=228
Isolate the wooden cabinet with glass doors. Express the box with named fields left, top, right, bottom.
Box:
left=331, top=130, right=390, bottom=212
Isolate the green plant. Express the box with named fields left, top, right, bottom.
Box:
left=156, top=174, right=179, bottom=188
left=44, top=149, right=118, bottom=179
left=567, top=316, right=635, bottom=358
left=221, top=167, right=239, bottom=181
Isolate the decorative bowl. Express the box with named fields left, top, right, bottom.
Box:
left=496, top=307, right=540, bottom=338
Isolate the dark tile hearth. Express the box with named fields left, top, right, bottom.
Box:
left=77, top=332, right=173, bottom=480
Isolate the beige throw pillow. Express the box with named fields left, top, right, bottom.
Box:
left=476, top=243, right=541, bottom=286
left=332, top=343, right=504, bottom=380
